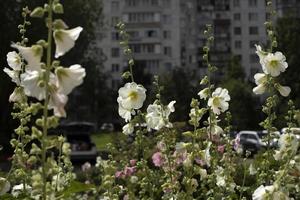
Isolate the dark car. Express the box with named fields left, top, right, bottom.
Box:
left=50, top=122, right=98, bottom=163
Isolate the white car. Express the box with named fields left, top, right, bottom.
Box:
left=234, top=131, right=266, bottom=154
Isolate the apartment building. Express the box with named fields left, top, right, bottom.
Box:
left=99, top=0, right=181, bottom=89
left=99, top=0, right=298, bottom=89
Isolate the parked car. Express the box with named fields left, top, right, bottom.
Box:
left=234, top=131, right=266, bottom=155
left=49, top=122, right=98, bottom=163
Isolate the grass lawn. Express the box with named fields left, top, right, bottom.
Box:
left=91, top=132, right=115, bottom=150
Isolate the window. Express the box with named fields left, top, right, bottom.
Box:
left=111, top=79, right=121, bottom=90
left=249, top=0, right=257, bottom=7
left=234, top=13, right=241, bottom=20
left=163, top=30, right=171, bottom=39
left=111, top=17, right=120, bottom=27
left=250, top=54, right=257, bottom=63
left=111, top=64, right=120, bottom=72
left=234, top=27, right=241, bottom=35
left=249, top=40, right=259, bottom=48
left=128, top=12, right=157, bottom=23
left=164, top=46, right=172, bottom=56
left=235, top=40, right=242, bottom=49
left=125, top=0, right=138, bottom=6
left=146, top=30, right=158, bottom=38
left=249, top=26, right=258, bottom=35
left=111, top=48, right=120, bottom=57
left=111, top=32, right=120, bottom=41
left=162, top=15, right=172, bottom=24
left=233, top=0, right=240, bottom=7
left=162, top=0, right=171, bottom=6
left=128, top=31, right=139, bottom=39
left=236, top=54, right=242, bottom=62
left=248, top=12, right=258, bottom=21
left=111, top=1, right=119, bottom=11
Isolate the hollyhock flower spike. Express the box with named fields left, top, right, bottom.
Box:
left=54, top=26, right=83, bottom=58
left=55, top=64, right=86, bottom=95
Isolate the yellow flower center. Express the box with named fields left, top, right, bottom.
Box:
left=212, top=97, right=220, bottom=106
left=128, top=91, right=138, bottom=101
left=270, top=60, right=278, bottom=68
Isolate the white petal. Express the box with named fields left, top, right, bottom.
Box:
left=254, top=73, right=267, bottom=85
left=49, top=90, right=68, bottom=118
left=3, top=68, right=20, bottom=85
left=55, top=64, right=86, bottom=95
left=277, top=85, right=291, bottom=97
left=253, top=84, right=266, bottom=95
left=54, top=27, right=83, bottom=58
left=198, top=88, right=209, bottom=100
left=11, top=44, right=43, bottom=71
left=122, top=123, right=134, bottom=135
left=7, top=51, right=22, bottom=70
left=9, top=88, right=24, bottom=103
left=20, top=70, right=45, bottom=100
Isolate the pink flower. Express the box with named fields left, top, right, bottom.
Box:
left=115, top=171, right=124, bottom=178
left=130, top=159, right=137, bottom=166
left=195, top=157, right=205, bottom=166
left=124, top=166, right=136, bottom=177
left=217, top=145, right=225, bottom=154
left=152, top=152, right=165, bottom=167
left=81, top=162, right=91, bottom=172
left=173, top=150, right=187, bottom=165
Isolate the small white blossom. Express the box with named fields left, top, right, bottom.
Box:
left=198, top=88, right=209, bottom=100
left=20, top=70, right=45, bottom=100
left=274, top=133, right=299, bottom=161
left=145, top=101, right=176, bottom=130
left=3, top=67, right=20, bottom=85
left=255, top=44, right=268, bottom=65
left=9, top=87, right=24, bottom=103
left=49, top=88, right=68, bottom=118
left=11, top=184, right=32, bottom=197
left=249, top=164, right=257, bottom=175
left=122, top=123, right=134, bottom=135
left=12, top=44, right=43, bottom=71
left=117, top=82, right=146, bottom=121
left=7, top=51, right=22, bottom=70
left=253, top=185, right=289, bottom=200
left=275, top=84, right=291, bottom=97
left=54, top=26, right=83, bottom=58
left=208, top=87, right=230, bottom=115
left=253, top=73, right=268, bottom=95
left=55, top=64, right=86, bottom=95
left=262, top=52, right=288, bottom=77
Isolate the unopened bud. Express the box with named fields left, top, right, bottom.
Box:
left=53, top=3, right=64, bottom=14
left=30, top=7, right=45, bottom=18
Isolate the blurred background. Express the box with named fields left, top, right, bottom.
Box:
left=1, top=0, right=300, bottom=163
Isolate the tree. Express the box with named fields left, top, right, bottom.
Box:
left=221, top=56, right=261, bottom=130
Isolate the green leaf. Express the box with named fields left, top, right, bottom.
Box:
left=57, top=181, right=96, bottom=198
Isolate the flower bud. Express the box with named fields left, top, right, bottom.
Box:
left=53, top=3, right=64, bottom=14
left=30, top=7, right=45, bottom=18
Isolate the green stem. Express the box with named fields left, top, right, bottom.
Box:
left=41, top=1, right=53, bottom=199
left=239, top=161, right=247, bottom=200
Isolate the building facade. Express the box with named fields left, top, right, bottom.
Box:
left=99, top=0, right=298, bottom=89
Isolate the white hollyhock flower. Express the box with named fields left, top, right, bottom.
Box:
left=49, top=87, right=68, bottom=118
left=122, top=123, right=134, bottom=135
left=9, top=87, right=24, bottom=103
left=20, top=70, right=45, bottom=100
left=118, top=82, right=146, bottom=110
left=253, top=185, right=275, bottom=200
left=55, top=64, right=86, bottom=95
left=275, top=84, right=291, bottom=97
left=54, top=26, right=83, bottom=58
left=118, top=103, right=134, bottom=122
left=11, top=44, right=43, bottom=71
left=7, top=51, right=21, bottom=70
left=216, top=167, right=226, bottom=187
left=262, top=52, right=288, bottom=77
left=253, top=73, right=267, bottom=95
left=255, top=44, right=267, bottom=65
left=3, top=68, right=20, bottom=85
left=208, top=88, right=230, bottom=115
left=198, top=88, right=209, bottom=100
left=145, top=101, right=176, bottom=130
